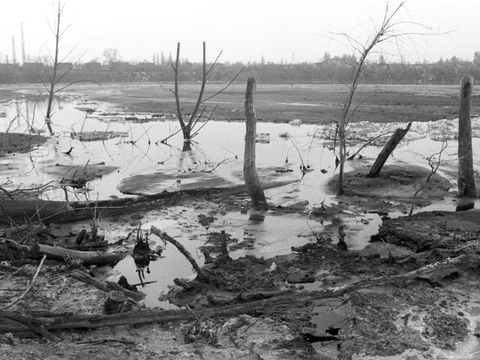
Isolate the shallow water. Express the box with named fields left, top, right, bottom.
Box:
left=2, top=93, right=480, bottom=310
left=106, top=210, right=327, bottom=308
left=2, top=96, right=480, bottom=206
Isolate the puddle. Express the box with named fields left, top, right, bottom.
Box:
left=210, top=212, right=324, bottom=258
left=103, top=210, right=205, bottom=309
left=107, top=210, right=326, bottom=308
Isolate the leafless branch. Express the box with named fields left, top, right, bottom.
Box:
left=187, top=41, right=208, bottom=129
left=201, top=65, right=247, bottom=104
left=191, top=104, right=218, bottom=139
left=205, top=50, right=223, bottom=77
left=409, top=139, right=448, bottom=216
left=172, top=42, right=186, bottom=130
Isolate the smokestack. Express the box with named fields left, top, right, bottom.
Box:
left=11, top=36, right=17, bottom=64
left=21, top=23, right=26, bottom=64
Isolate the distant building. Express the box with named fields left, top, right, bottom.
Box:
left=0, top=63, right=18, bottom=71
left=109, top=61, right=131, bottom=72
left=57, top=62, right=74, bottom=72
left=83, top=61, right=102, bottom=72
left=22, top=62, right=45, bottom=72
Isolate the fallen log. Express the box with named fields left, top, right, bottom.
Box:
left=63, top=240, right=109, bottom=250
left=0, top=253, right=469, bottom=336
left=0, top=238, right=124, bottom=267
left=0, top=180, right=296, bottom=224
left=32, top=243, right=124, bottom=267
left=0, top=310, right=56, bottom=340
left=70, top=269, right=145, bottom=302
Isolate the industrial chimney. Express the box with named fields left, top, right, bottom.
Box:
left=11, top=36, right=16, bottom=65
left=21, top=23, right=26, bottom=64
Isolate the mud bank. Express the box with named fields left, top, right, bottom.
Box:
left=328, top=164, right=451, bottom=205
left=0, top=133, right=47, bottom=156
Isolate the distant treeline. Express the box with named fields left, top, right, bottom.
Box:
left=1, top=55, right=480, bottom=85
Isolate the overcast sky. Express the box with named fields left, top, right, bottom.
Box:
left=0, top=0, right=477, bottom=64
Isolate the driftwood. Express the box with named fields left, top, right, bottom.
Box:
left=0, top=253, right=468, bottom=336
left=70, top=269, right=145, bottom=302
left=64, top=240, right=109, bottom=250
left=0, top=180, right=295, bottom=225
left=0, top=239, right=124, bottom=267
left=32, top=243, right=124, bottom=267
left=150, top=226, right=211, bottom=283
left=367, top=122, right=412, bottom=178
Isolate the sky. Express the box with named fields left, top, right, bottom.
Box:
left=0, top=0, right=477, bottom=64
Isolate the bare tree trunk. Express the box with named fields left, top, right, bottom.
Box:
left=170, top=42, right=245, bottom=150
left=181, top=140, right=192, bottom=152
left=338, top=129, right=346, bottom=195
left=172, top=42, right=206, bottom=151
left=244, top=78, right=268, bottom=210
left=45, top=2, right=62, bottom=136
left=367, top=122, right=412, bottom=178
left=458, top=76, right=476, bottom=198
left=173, top=42, right=187, bottom=143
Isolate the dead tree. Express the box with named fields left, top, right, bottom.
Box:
left=335, top=2, right=409, bottom=194
left=171, top=42, right=244, bottom=151
left=367, top=122, right=412, bottom=178
left=44, top=2, right=81, bottom=136
left=243, top=78, right=268, bottom=210
left=458, top=76, right=476, bottom=198
left=44, top=2, right=63, bottom=136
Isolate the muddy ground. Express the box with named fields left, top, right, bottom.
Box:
left=81, top=83, right=480, bottom=124
left=1, top=83, right=480, bottom=359
left=1, top=158, right=480, bottom=360
left=7, top=82, right=480, bottom=124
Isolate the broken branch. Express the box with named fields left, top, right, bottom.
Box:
left=150, top=226, right=210, bottom=283
left=70, top=269, right=145, bottom=302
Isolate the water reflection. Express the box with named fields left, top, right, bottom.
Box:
left=456, top=198, right=476, bottom=212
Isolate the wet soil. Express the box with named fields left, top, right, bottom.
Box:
left=3, top=186, right=480, bottom=359
left=64, top=83, right=480, bottom=124
left=373, top=209, right=480, bottom=252
left=46, top=163, right=119, bottom=183
left=328, top=164, right=451, bottom=205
